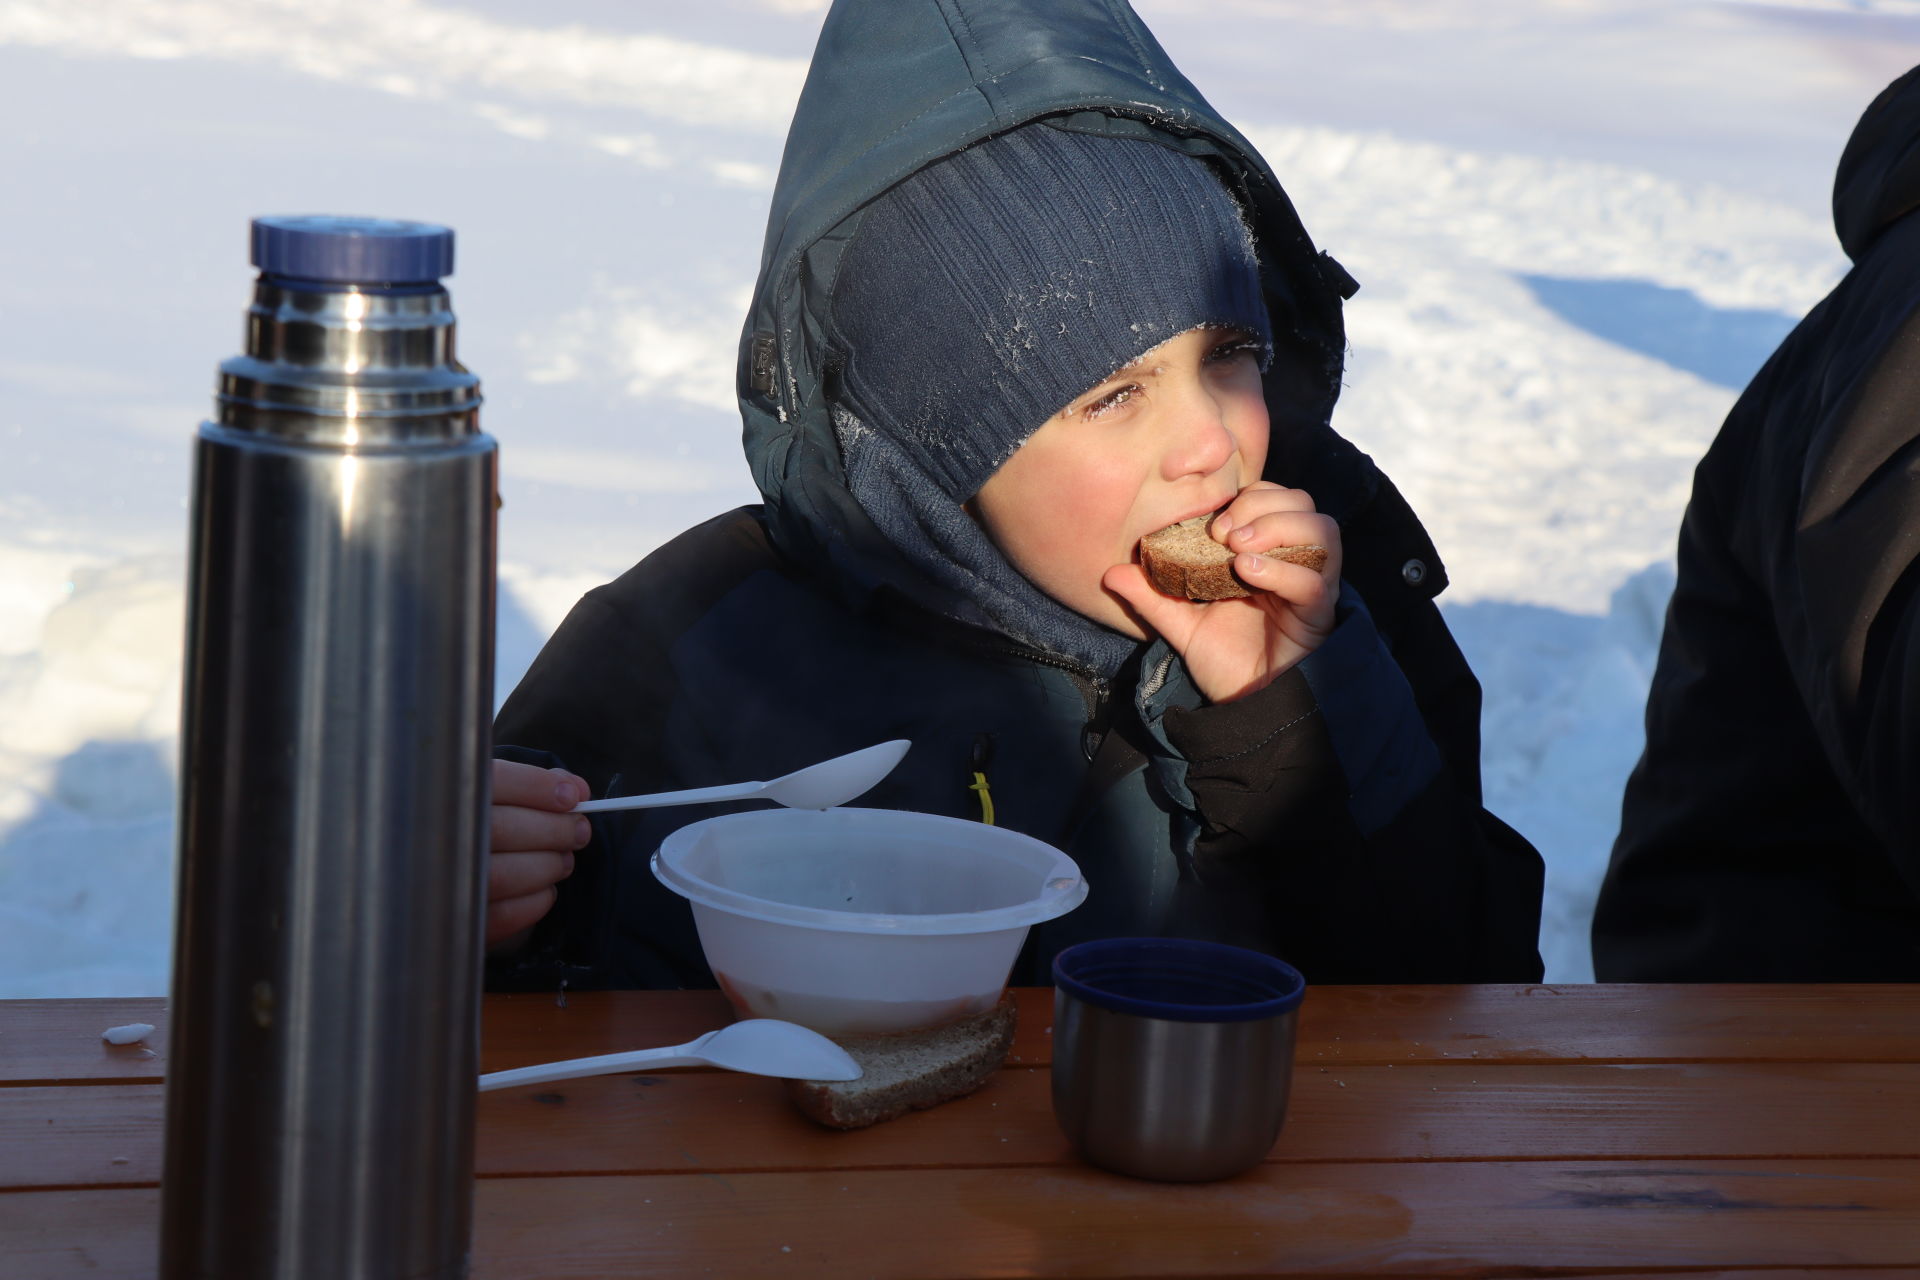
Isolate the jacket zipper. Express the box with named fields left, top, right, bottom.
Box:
left=872, top=594, right=1118, bottom=764
left=987, top=642, right=1113, bottom=761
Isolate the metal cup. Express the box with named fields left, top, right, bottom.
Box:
left=1051, top=937, right=1305, bottom=1182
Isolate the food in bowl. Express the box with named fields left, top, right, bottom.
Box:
left=713, top=972, right=986, bottom=1036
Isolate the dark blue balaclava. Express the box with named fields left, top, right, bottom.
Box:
left=827, top=123, right=1272, bottom=676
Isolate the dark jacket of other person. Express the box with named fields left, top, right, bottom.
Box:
left=1595, top=66, right=1920, bottom=981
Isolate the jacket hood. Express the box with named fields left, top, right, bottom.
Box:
left=734, top=0, right=1360, bottom=618
left=1834, top=64, right=1920, bottom=262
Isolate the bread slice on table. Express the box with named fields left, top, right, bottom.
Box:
left=785, top=994, right=1016, bottom=1130
left=1139, top=512, right=1329, bottom=601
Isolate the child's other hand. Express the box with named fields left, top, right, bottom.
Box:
left=1103, top=482, right=1342, bottom=703
left=487, top=760, right=591, bottom=949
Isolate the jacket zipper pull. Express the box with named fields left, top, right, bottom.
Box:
left=969, top=732, right=996, bottom=826
left=1079, top=681, right=1111, bottom=762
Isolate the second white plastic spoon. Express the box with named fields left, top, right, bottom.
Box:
left=478, top=1019, right=862, bottom=1091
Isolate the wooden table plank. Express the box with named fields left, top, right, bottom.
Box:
left=0, top=1188, right=156, bottom=1278
left=0, top=999, right=167, bottom=1085
left=0, top=989, right=1052, bottom=1086
left=15, top=1060, right=1920, bottom=1190
left=482, top=987, right=1063, bottom=1070
left=10, top=986, right=1920, bottom=1087
left=485, top=985, right=1920, bottom=1067
left=451, top=1058, right=1920, bottom=1174
left=11, top=1160, right=1919, bottom=1279
left=0, top=1085, right=159, bottom=1189
left=1295, top=984, right=1920, bottom=1065
left=416, top=1160, right=1920, bottom=1277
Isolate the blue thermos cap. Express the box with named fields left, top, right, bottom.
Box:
left=250, top=215, right=455, bottom=285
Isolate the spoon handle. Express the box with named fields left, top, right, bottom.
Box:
left=572, top=780, right=766, bottom=813
left=478, top=1045, right=709, bottom=1091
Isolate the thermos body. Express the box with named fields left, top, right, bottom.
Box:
left=163, top=220, right=494, bottom=1279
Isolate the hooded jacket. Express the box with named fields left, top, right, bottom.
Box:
left=1595, top=66, right=1920, bottom=980
left=491, top=0, right=1545, bottom=991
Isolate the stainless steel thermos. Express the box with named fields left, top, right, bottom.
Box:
left=162, top=217, right=496, bottom=1279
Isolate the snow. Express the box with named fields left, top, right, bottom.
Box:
left=5, top=0, right=1918, bottom=995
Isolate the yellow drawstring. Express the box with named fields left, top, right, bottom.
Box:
left=969, top=771, right=996, bottom=826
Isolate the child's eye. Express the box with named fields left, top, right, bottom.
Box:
left=1083, top=384, right=1141, bottom=419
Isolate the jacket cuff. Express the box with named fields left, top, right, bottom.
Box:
left=1161, top=665, right=1321, bottom=786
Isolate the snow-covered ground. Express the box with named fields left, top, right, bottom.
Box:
left=4, top=0, right=1917, bottom=994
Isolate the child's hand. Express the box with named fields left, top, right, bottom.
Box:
left=487, top=760, right=591, bottom=949
left=1104, top=482, right=1342, bottom=703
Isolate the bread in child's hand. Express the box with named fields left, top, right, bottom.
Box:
left=1139, top=513, right=1329, bottom=601
left=784, top=994, right=1015, bottom=1129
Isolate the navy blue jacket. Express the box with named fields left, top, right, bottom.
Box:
left=490, top=0, right=1545, bottom=990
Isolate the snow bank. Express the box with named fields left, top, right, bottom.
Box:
left=0, top=555, right=182, bottom=996
left=0, top=550, right=586, bottom=997
left=1446, top=564, right=1677, bottom=982
left=0, top=0, right=808, bottom=136
left=1245, top=122, right=1844, bottom=612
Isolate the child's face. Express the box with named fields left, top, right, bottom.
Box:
left=971, top=326, right=1270, bottom=642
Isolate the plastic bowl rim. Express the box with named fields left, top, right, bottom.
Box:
left=651, top=806, right=1090, bottom=936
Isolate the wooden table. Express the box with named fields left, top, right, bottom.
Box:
left=4, top=985, right=1918, bottom=1277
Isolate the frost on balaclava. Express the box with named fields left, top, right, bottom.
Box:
left=827, top=123, right=1271, bottom=678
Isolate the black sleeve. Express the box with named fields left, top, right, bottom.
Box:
left=485, top=589, right=689, bottom=992
left=1784, top=313, right=1920, bottom=872
left=485, top=507, right=780, bottom=992
left=1162, top=614, right=1545, bottom=985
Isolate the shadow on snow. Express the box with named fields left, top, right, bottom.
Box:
left=1518, top=273, right=1799, bottom=390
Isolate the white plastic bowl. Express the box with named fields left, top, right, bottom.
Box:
left=652, top=807, right=1088, bottom=1034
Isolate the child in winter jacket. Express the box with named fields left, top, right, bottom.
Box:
left=483, top=0, right=1546, bottom=991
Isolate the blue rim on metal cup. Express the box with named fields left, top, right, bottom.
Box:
left=1052, top=936, right=1306, bottom=1021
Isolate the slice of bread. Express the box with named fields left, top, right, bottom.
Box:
left=784, top=994, right=1016, bottom=1130
left=1139, top=513, right=1329, bottom=601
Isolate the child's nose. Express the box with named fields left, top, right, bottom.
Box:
left=1160, top=389, right=1238, bottom=480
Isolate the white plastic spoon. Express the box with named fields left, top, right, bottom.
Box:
left=571, top=739, right=910, bottom=814
left=478, top=1018, right=862, bottom=1092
